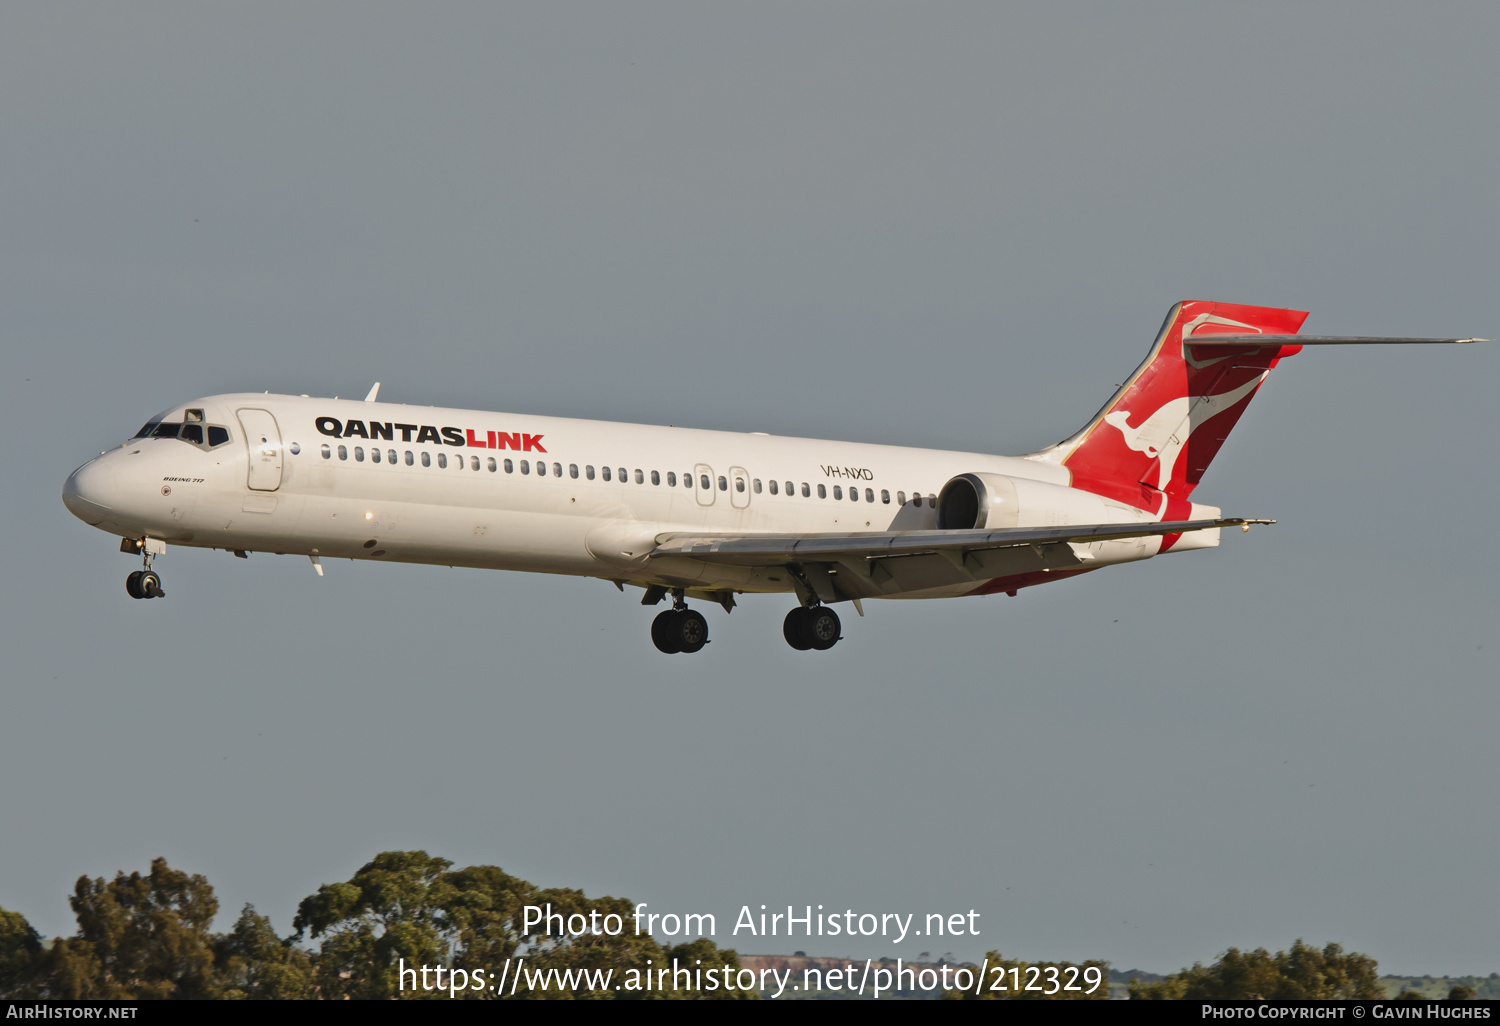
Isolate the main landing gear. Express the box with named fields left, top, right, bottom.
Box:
left=639, top=586, right=842, bottom=653
left=783, top=605, right=841, bottom=651
left=651, top=604, right=709, bottom=654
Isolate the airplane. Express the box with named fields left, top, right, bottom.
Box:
left=62, top=300, right=1483, bottom=653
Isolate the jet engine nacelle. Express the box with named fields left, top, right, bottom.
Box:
left=936, top=472, right=1156, bottom=531
left=935, top=472, right=1224, bottom=557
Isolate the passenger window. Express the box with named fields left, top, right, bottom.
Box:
left=896, top=491, right=905, bottom=504
left=208, top=426, right=230, bottom=447
left=504, top=458, right=514, bottom=473
left=372, top=448, right=382, bottom=464
left=152, top=423, right=181, bottom=439
left=666, top=472, right=676, bottom=487
left=768, top=480, right=778, bottom=495
left=717, top=476, right=727, bottom=491
left=488, top=457, right=497, bottom=472
left=586, top=465, right=595, bottom=480
left=437, top=453, right=447, bottom=468
left=881, top=489, right=890, bottom=504
left=634, top=469, right=644, bottom=484
left=833, top=485, right=842, bottom=500
left=338, top=445, right=348, bottom=461
left=602, top=466, right=612, bottom=481
left=850, top=487, right=858, bottom=502
left=647, top=470, right=657, bottom=485
left=319, top=443, right=330, bottom=459
left=928, top=494, right=936, bottom=507
left=570, top=464, right=579, bottom=479
left=355, top=447, right=366, bottom=462
left=421, top=452, right=431, bottom=467
left=185, top=409, right=204, bottom=422
left=700, top=474, right=710, bottom=490
left=754, top=479, right=762, bottom=493
left=537, top=461, right=546, bottom=477
left=912, top=494, right=921, bottom=507
left=618, top=468, right=626, bottom=483
left=180, top=424, right=204, bottom=444
left=684, top=473, right=693, bottom=488
left=736, top=477, right=746, bottom=492
left=521, top=460, right=530, bottom=475
left=818, top=484, right=826, bottom=498
left=405, top=451, right=414, bottom=466
left=471, top=456, right=481, bottom=471
left=866, top=488, right=875, bottom=503
left=801, top=483, right=810, bottom=497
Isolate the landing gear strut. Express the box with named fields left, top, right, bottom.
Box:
left=125, top=545, right=165, bottom=600
left=783, top=605, right=840, bottom=651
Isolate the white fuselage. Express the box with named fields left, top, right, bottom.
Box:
left=64, top=393, right=1189, bottom=601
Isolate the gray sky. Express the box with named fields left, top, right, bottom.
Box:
left=2, top=2, right=1496, bottom=976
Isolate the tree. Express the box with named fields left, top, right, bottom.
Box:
left=9, top=851, right=755, bottom=1000
left=293, top=850, right=754, bottom=1000
left=293, top=851, right=456, bottom=999
left=1130, top=940, right=1381, bottom=1000
left=0, top=907, right=43, bottom=998
left=41, top=857, right=222, bottom=999
left=214, top=904, right=314, bottom=999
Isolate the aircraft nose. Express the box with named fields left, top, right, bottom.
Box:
left=62, top=458, right=118, bottom=523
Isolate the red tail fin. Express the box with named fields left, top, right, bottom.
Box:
left=1041, top=301, right=1309, bottom=514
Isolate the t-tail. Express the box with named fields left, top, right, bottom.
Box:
left=1028, top=299, right=1485, bottom=520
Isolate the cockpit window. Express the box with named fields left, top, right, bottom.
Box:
left=133, top=413, right=232, bottom=449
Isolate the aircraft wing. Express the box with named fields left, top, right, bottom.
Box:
left=653, top=517, right=1270, bottom=565
left=647, top=517, right=1272, bottom=602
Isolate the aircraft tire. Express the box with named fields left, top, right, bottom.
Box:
left=140, top=571, right=163, bottom=599
left=675, top=609, right=709, bottom=654
left=806, top=607, right=841, bottom=651
left=783, top=608, right=813, bottom=650
left=651, top=610, right=683, bottom=654
left=126, top=571, right=145, bottom=600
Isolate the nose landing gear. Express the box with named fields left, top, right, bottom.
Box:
left=783, top=605, right=841, bottom=651
left=126, top=569, right=164, bottom=599
left=125, top=544, right=165, bottom=600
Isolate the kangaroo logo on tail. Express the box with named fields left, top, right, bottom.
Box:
left=1102, top=375, right=1267, bottom=493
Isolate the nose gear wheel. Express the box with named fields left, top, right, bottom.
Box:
left=126, top=543, right=165, bottom=599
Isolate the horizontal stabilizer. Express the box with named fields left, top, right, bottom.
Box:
left=1186, top=335, right=1488, bottom=347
